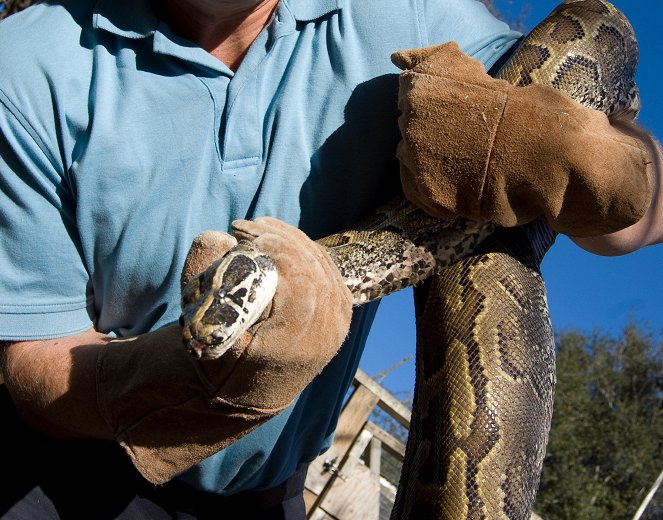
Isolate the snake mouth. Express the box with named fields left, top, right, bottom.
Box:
left=187, top=339, right=207, bottom=360
left=184, top=332, right=232, bottom=360
left=181, top=313, right=226, bottom=359
left=182, top=320, right=213, bottom=359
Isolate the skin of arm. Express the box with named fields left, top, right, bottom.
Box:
left=1, top=331, right=114, bottom=439
left=572, top=119, right=663, bottom=256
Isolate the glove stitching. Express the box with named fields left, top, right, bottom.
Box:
left=478, top=91, right=509, bottom=219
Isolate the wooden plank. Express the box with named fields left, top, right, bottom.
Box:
left=379, top=476, right=398, bottom=508
left=368, top=437, right=382, bottom=476
left=309, top=508, right=336, bottom=520
left=349, top=428, right=374, bottom=460
left=319, top=462, right=380, bottom=520
left=333, top=384, right=381, bottom=455
left=306, top=376, right=412, bottom=519
left=364, top=421, right=406, bottom=460
left=337, top=429, right=373, bottom=480
left=305, top=385, right=380, bottom=496
left=304, top=488, right=318, bottom=514
left=354, top=369, right=411, bottom=428
left=306, top=455, right=340, bottom=499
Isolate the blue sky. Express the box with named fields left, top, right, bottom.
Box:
left=360, top=0, right=663, bottom=395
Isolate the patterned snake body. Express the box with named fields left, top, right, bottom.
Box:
left=180, top=0, right=639, bottom=517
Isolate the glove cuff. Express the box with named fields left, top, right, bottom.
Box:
left=396, top=43, right=651, bottom=237
left=96, top=325, right=283, bottom=485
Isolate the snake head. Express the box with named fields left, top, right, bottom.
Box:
left=180, top=240, right=278, bottom=360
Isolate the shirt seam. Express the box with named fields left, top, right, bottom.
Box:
left=415, top=0, right=428, bottom=47
left=92, top=0, right=158, bottom=40
left=287, top=0, right=343, bottom=22
left=0, top=88, right=62, bottom=174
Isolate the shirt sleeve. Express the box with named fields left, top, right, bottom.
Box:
left=420, top=0, right=522, bottom=69
left=0, top=91, right=93, bottom=341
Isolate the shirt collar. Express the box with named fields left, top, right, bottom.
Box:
left=286, top=0, right=343, bottom=21
left=93, top=0, right=159, bottom=39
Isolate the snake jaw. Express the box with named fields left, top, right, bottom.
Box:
left=181, top=323, right=231, bottom=359
left=186, top=338, right=209, bottom=360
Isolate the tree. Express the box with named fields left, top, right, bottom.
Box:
left=535, top=325, right=663, bottom=520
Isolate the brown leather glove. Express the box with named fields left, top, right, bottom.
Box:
left=96, top=218, right=353, bottom=484
left=392, top=42, right=651, bottom=237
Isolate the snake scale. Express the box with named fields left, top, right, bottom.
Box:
left=180, top=1, right=640, bottom=518
left=2, top=0, right=640, bottom=518
left=0, top=0, right=32, bottom=20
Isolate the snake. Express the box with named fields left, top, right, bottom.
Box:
left=181, top=0, right=639, bottom=358
left=0, top=0, right=33, bottom=20
left=1, top=0, right=639, bottom=517
left=179, top=1, right=640, bottom=518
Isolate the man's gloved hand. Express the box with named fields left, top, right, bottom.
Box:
left=392, top=42, right=651, bottom=237
left=96, top=218, right=353, bottom=484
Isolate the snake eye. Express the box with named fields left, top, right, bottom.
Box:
left=178, top=315, right=185, bottom=327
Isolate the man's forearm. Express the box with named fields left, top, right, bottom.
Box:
left=1, top=330, right=114, bottom=439
left=572, top=120, right=663, bottom=256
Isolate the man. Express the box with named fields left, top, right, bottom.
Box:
left=0, top=0, right=660, bottom=518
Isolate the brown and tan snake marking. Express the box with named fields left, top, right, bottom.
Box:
left=0, top=0, right=35, bottom=21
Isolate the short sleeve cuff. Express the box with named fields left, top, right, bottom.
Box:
left=0, top=302, right=93, bottom=341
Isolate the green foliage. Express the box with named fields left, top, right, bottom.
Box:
left=535, top=325, right=663, bottom=520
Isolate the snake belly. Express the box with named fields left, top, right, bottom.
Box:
left=181, top=0, right=639, bottom=517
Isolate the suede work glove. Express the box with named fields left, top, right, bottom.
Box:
left=96, top=218, right=353, bottom=484
left=392, top=42, right=651, bottom=238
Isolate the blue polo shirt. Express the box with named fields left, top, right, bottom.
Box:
left=0, top=0, right=518, bottom=494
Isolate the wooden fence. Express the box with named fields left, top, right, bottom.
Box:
left=304, top=369, right=410, bottom=520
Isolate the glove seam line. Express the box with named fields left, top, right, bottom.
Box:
left=479, top=92, right=509, bottom=218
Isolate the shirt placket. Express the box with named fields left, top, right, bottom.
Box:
left=221, top=73, right=261, bottom=174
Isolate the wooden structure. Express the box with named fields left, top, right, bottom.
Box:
left=304, top=369, right=410, bottom=520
